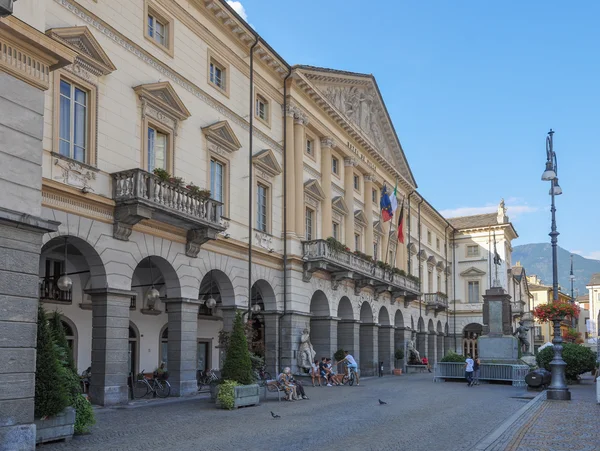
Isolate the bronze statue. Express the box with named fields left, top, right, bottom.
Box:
left=513, top=320, right=530, bottom=354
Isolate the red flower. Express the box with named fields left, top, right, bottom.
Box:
left=533, top=302, right=580, bottom=323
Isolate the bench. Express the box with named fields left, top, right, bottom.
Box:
left=265, top=380, right=286, bottom=401
left=406, top=365, right=428, bottom=374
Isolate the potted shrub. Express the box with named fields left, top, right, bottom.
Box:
left=393, top=349, right=404, bottom=375
left=152, top=168, right=170, bottom=182
left=216, top=311, right=260, bottom=409
left=34, top=307, right=74, bottom=444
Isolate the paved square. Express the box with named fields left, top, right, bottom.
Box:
left=42, top=374, right=528, bottom=451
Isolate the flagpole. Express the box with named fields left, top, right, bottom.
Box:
left=384, top=215, right=393, bottom=266
left=392, top=198, right=404, bottom=270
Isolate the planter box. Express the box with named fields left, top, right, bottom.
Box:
left=393, top=369, right=403, bottom=376
left=215, top=383, right=260, bottom=409
left=35, top=407, right=75, bottom=444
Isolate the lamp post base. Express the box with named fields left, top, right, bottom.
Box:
left=547, top=388, right=571, bottom=401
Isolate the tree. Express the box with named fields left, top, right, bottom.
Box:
left=536, top=343, right=596, bottom=381
left=35, top=306, right=69, bottom=418
left=49, top=311, right=75, bottom=372
left=221, top=311, right=254, bottom=385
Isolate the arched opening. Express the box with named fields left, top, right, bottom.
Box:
left=463, top=323, right=483, bottom=357
left=129, top=322, right=140, bottom=377
left=378, top=306, right=392, bottom=374
left=308, top=291, right=332, bottom=371
left=359, top=302, right=376, bottom=376
left=198, top=269, right=236, bottom=313
left=336, top=297, right=356, bottom=368
left=416, top=316, right=426, bottom=357
left=132, top=256, right=181, bottom=312
left=436, top=321, right=444, bottom=364
left=394, top=310, right=405, bottom=366
left=427, top=319, right=435, bottom=364
left=60, top=316, right=78, bottom=369
left=159, top=324, right=168, bottom=368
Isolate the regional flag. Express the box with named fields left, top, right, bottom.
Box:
left=397, top=201, right=405, bottom=244
left=390, top=182, right=398, bottom=215
left=380, top=185, right=393, bottom=222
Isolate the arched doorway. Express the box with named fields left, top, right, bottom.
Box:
left=416, top=317, right=426, bottom=358
left=359, top=302, right=376, bottom=376
left=378, top=306, right=392, bottom=374
left=58, top=316, right=78, bottom=369
left=309, top=290, right=332, bottom=370
left=336, top=297, right=356, bottom=370
left=463, top=323, right=483, bottom=357
left=250, top=280, right=277, bottom=374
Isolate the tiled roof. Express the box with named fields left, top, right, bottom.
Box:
left=588, top=273, right=600, bottom=286
left=447, top=213, right=498, bottom=230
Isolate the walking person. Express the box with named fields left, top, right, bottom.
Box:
left=465, top=353, right=475, bottom=387
left=473, top=356, right=481, bottom=385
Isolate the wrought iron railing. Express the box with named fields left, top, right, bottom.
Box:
left=39, top=277, right=72, bottom=303
left=423, top=293, right=449, bottom=308
left=112, top=169, right=223, bottom=226
left=302, top=239, right=420, bottom=293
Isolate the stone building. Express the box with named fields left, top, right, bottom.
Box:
left=1, top=0, right=455, bottom=429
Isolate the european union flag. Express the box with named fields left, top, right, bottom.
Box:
left=380, top=184, right=393, bottom=222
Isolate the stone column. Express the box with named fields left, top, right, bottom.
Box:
left=428, top=332, right=437, bottom=364
left=88, top=288, right=134, bottom=406
left=284, top=106, right=296, bottom=236
left=343, top=158, right=356, bottom=248
left=360, top=323, right=379, bottom=376
left=378, top=325, right=395, bottom=373
left=363, top=175, right=376, bottom=257
left=166, top=298, right=200, bottom=396
left=280, top=312, right=311, bottom=375
left=310, top=317, right=338, bottom=362
left=337, top=320, right=360, bottom=360
left=320, top=138, right=334, bottom=238
left=293, top=113, right=308, bottom=238
left=417, top=331, right=428, bottom=358
left=437, top=333, right=444, bottom=363
left=262, top=313, right=279, bottom=377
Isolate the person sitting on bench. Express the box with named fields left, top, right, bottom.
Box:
left=421, top=356, right=432, bottom=373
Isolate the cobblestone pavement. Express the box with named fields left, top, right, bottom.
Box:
left=39, top=374, right=529, bottom=451
left=481, top=375, right=600, bottom=451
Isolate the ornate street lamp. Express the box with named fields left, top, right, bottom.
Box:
left=542, top=129, right=570, bottom=401
left=145, top=256, right=160, bottom=310
left=570, top=255, right=576, bottom=329
left=57, top=237, right=73, bottom=292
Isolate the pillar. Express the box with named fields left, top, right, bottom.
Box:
left=378, top=325, right=394, bottom=374
left=320, top=137, right=334, bottom=238
left=363, top=175, right=375, bottom=257
left=284, top=107, right=296, bottom=236
left=166, top=298, right=200, bottom=396
left=437, top=333, right=444, bottom=363
left=280, top=312, right=311, bottom=375
left=337, top=320, right=360, bottom=362
left=427, top=332, right=437, bottom=364
left=294, top=113, right=308, bottom=238
left=360, top=323, right=379, bottom=376
left=262, top=313, right=279, bottom=376
left=343, top=158, right=356, bottom=248
left=310, top=317, right=337, bottom=362
left=88, top=288, right=134, bottom=406
left=417, top=331, right=428, bottom=359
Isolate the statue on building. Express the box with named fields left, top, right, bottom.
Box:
left=513, top=320, right=530, bottom=354
left=297, top=328, right=316, bottom=372
left=407, top=335, right=421, bottom=364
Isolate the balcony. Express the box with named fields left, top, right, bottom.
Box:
left=302, top=239, right=420, bottom=301
left=512, top=300, right=525, bottom=317
left=424, top=292, right=449, bottom=315
left=40, top=276, right=72, bottom=304
left=112, top=169, right=226, bottom=257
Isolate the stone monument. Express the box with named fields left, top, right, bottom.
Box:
left=477, top=236, right=519, bottom=362
left=297, top=328, right=316, bottom=372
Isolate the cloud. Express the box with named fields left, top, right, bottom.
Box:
left=574, top=250, right=600, bottom=261
left=227, top=1, right=248, bottom=22
left=439, top=202, right=539, bottom=220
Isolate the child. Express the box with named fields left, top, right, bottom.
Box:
left=310, top=358, right=321, bottom=387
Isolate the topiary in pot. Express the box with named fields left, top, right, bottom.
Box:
left=217, top=380, right=238, bottom=410
left=334, top=349, right=346, bottom=362
left=221, top=311, right=254, bottom=385
left=35, top=306, right=69, bottom=419
left=395, top=349, right=404, bottom=362
left=536, top=343, right=596, bottom=382
left=73, top=394, right=95, bottom=434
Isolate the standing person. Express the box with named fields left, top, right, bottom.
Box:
left=337, top=351, right=360, bottom=386
left=473, top=356, right=481, bottom=385
left=310, top=358, right=321, bottom=387
left=465, top=354, right=475, bottom=387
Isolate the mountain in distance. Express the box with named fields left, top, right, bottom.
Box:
left=512, top=243, right=600, bottom=297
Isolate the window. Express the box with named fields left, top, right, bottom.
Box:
left=210, top=158, right=225, bottom=216
left=372, top=188, right=377, bottom=203
left=147, top=126, right=167, bottom=172
left=332, top=157, right=339, bottom=175
left=373, top=242, right=378, bottom=260
left=305, top=208, right=314, bottom=240
left=144, top=1, right=173, bottom=56
left=468, top=281, right=480, bottom=303
left=353, top=174, right=360, bottom=191
left=436, top=237, right=440, bottom=250
left=255, top=94, right=269, bottom=124
left=354, top=233, right=361, bottom=251
left=40, top=258, right=71, bottom=303
left=467, top=245, right=480, bottom=257
left=305, top=139, right=313, bottom=156
left=427, top=230, right=432, bottom=245
left=210, top=59, right=226, bottom=90
left=437, top=274, right=442, bottom=291
left=256, top=183, right=268, bottom=232
left=428, top=269, right=433, bottom=292
left=332, top=222, right=339, bottom=241
left=59, top=79, right=88, bottom=163
left=147, top=13, right=167, bottom=47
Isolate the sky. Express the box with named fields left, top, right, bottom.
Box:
left=228, top=1, right=599, bottom=259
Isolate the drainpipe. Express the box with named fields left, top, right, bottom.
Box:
left=452, top=230, right=457, bottom=351
left=417, top=196, right=423, bottom=330
left=278, top=68, right=292, bottom=373
left=407, top=191, right=414, bottom=274
left=247, top=37, right=259, bottom=319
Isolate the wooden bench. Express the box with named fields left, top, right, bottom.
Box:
left=265, top=380, right=286, bottom=401
left=406, top=365, right=428, bottom=374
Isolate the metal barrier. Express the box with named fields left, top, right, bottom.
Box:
left=434, top=362, right=530, bottom=386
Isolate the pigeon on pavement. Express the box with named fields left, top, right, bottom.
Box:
left=271, top=411, right=281, bottom=418
left=378, top=399, right=387, bottom=405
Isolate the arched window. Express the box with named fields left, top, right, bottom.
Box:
left=60, top=317, right=77, bottom=368
left=128, top=322, right=139, bottom=377
left=160, top=325, right=168, bottom=369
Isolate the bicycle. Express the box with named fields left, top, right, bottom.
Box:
left=342, top=365, right=357, bottom=386
left=132, top=370, right=171, bottom=399
left=197, top=369, right=219, bottom=392
left=254, top=365, right=272, bottom=386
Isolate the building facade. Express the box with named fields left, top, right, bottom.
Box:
left=2, top=0, right=455, bottom=420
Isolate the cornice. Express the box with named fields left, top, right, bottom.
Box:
left=55, top=0, right=282, bottom=153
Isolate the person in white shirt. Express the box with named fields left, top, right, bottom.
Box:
left=465, top=354, right=475, bottom=387
left=337, top=351, right=360, bottom=385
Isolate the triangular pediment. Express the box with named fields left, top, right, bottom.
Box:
left=373, top=220, right=384, bottom=235
left=354, top=210, right=367, bottom=225
left=202, top=120, right=242, bottom=153
left=460, top=266, right=486, bottom=277
left=294, top=66, right=416, bottom=188
left=332, top=196, right=349, bottom=215
left=418, top=249, right=428, bottom=261
left=253, top=149, right=281, bottom=177
left=46, top=26, right=116, bottom=75
left=304, top=179, right=325, bottom=201
left=134, top=82, right=191, bottom=121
